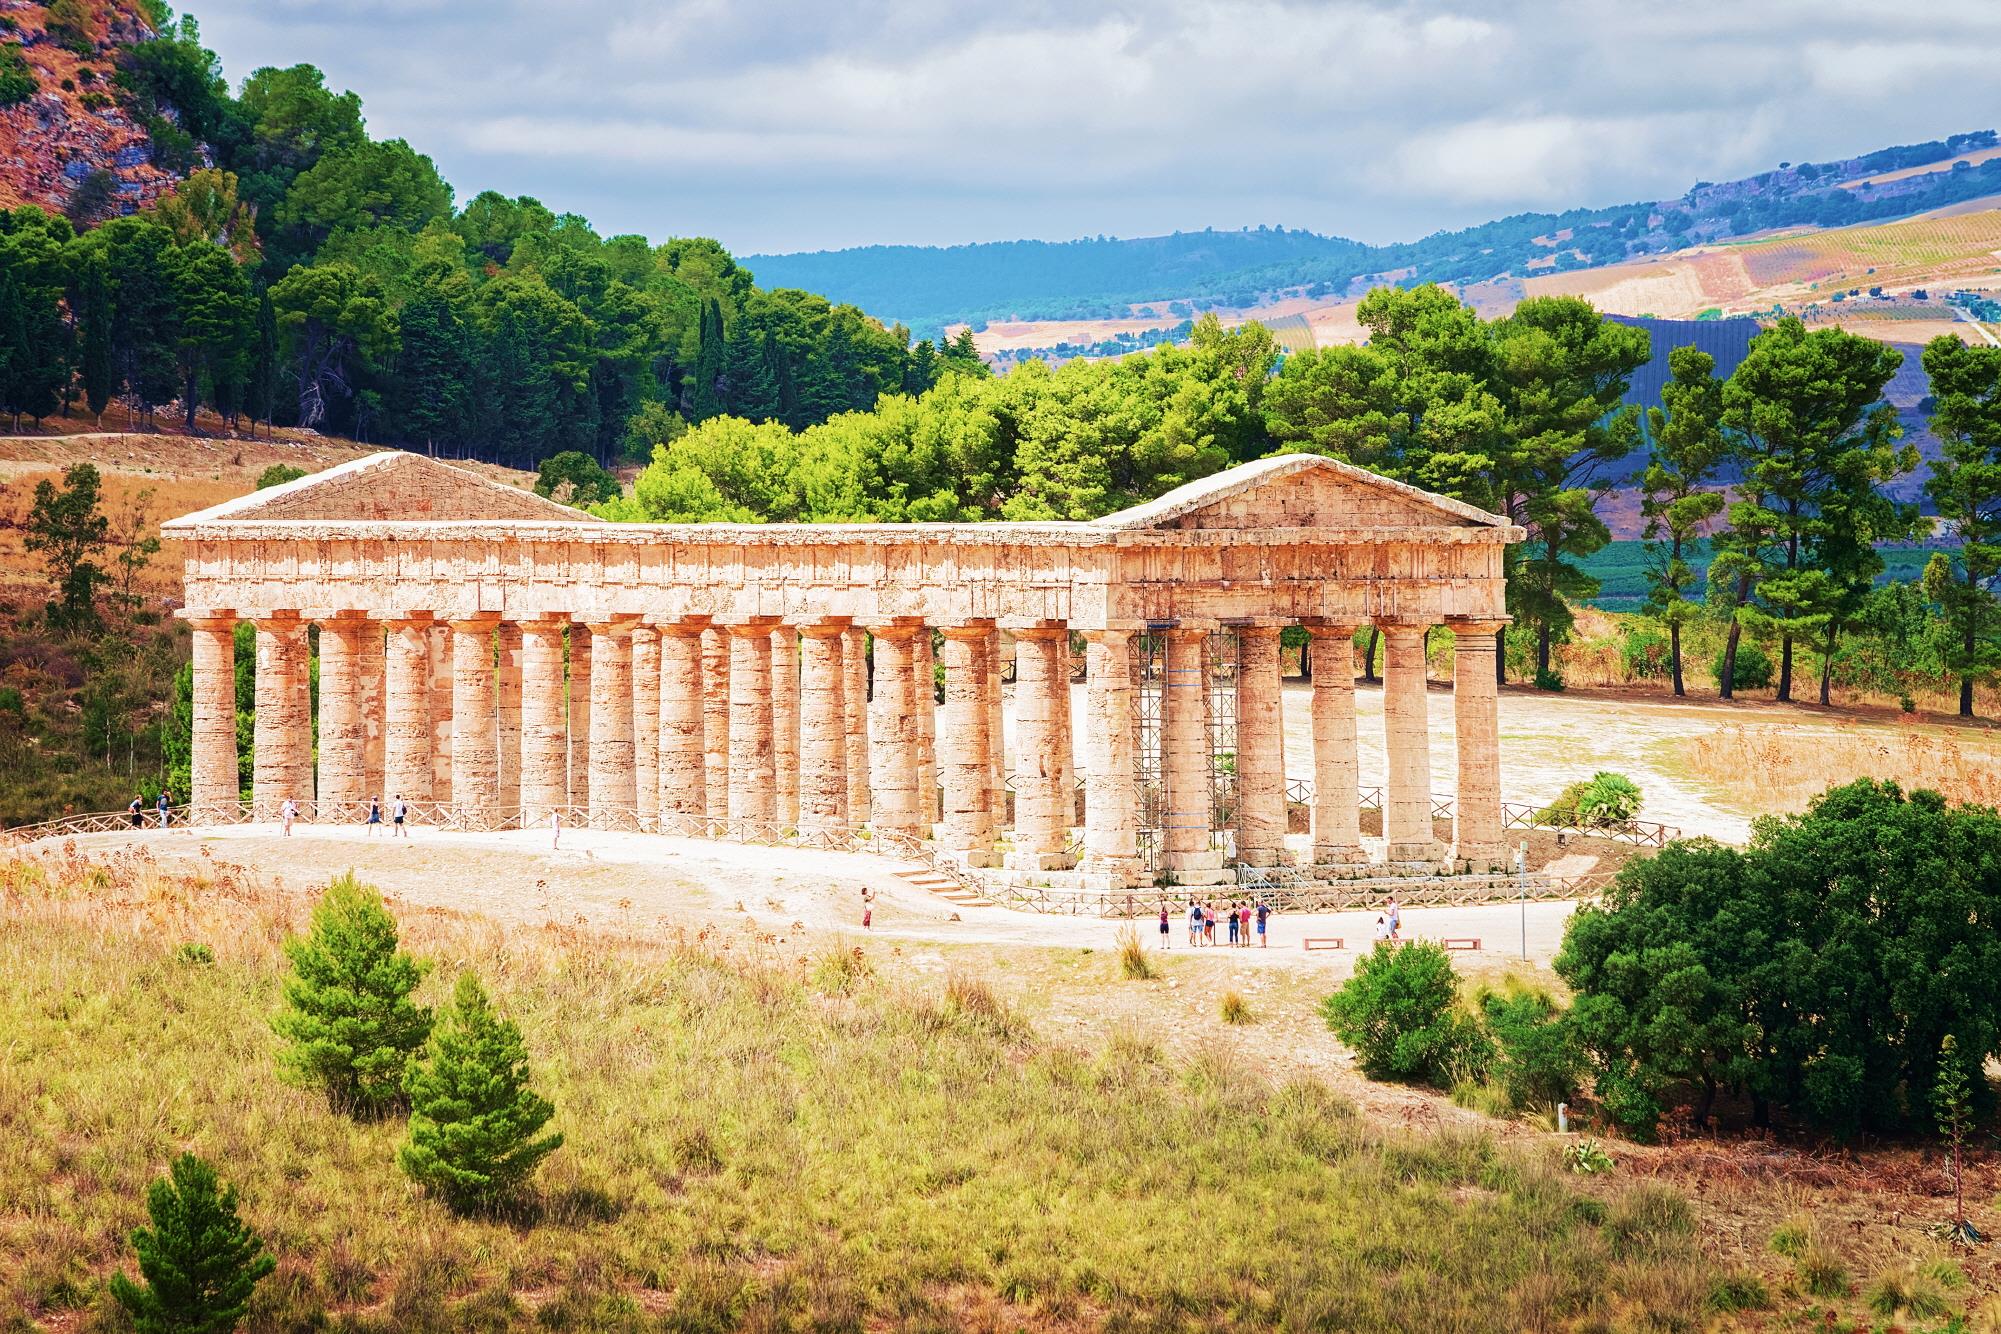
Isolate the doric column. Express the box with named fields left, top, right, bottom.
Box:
left=428, top=623, right=453, bottom=803
left=587, top=620, right=636, bottom=827
left=315, top=616, right=367, bottom=813
left=868, top=623, right=923, bottom=837
left=187, top=614, right=239, bottom=821
left=985, top=628, right=1007, bottom=822
left=567, top=624, right=591, bottom=809
left=495, top=622, right=522, bottom=812
left=913, top=628, right=938, bottom=830
left=703, top=627, right=731, bottom=823
left=1052, top=633, right=1074, bottom=832
left=632, top=626, right=660, bottom=824
left=357, top=619, right=386, bottom=802
left=450, top=616, right=501, bottom=819
left=1007, top=625, right=1074, bottom=869
left=1381, top=621, right=1440, bottom=861
left=842, top=626, right=871, bottom=823
left=519, top=618, right=570, bottom=827
left=770, top=625, right=800, bottom=826
left=938, top=623, right=995, bottom=865
left=1451, top=619, right=1509, bottom=868
left=252, top=615, right=311, bottom=818
left=798, top=622, right=849, bottom=835
left=1310, top=624, right=1365, bottom=864
left=727, top=621, right=777, bottom=830
left=1233, top=624, right=1286, bottom=867
left=1081, top=629, right=1140, bottom=882
left=1162, top=627, right=1220, bottom=873
left=383, top=618, right=434, bottom=805
left=657, top=621, right=707, bottom=821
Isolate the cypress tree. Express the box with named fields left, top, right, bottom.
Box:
left=248, top=290, right=277, bottom=439
left=721, top=317, right=779, bottom=422
left=107, top=1153, right=275, bottom=1334
left=0, top=270, right=26, bottom=428
left=271, top=873, right=432, bottom=1116
left=398, top=971, right=562, bottom=1212
left=685, top=298, right=726, bottom=422
left=79, top=256, right=117, bottom=428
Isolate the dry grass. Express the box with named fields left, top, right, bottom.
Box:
left=0, top=847, right=1732, bottom=1332
left=1675, top=721, right=2001, bottom=813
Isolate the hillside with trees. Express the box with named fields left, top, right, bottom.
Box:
left=0, top=2, right=985, bottom=468
left=750, top=130, right=2001, bottom=337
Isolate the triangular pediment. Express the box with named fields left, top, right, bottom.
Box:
left=169, top=451, right=598, bottom=525
left=1093, top=453, right=1506, bottom=532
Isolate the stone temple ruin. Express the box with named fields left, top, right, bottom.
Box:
left=165, top=451, right=1520, bottom=893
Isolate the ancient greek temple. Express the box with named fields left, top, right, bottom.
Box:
left=165, top=451, right=1520, bottom=889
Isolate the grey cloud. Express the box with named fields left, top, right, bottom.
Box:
left=186, top=0, right=2001, bottom=253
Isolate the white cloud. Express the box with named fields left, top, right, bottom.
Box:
left=183, top=0, right=2001, bottom=253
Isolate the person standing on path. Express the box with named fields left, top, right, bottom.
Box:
left=156, top=791, right=171, bottom=829
left=365, top=796, right=383, bottom=836
left=1158, top=902, right=1171, bottom=948
left=392, top=793, right=409, bottom=838
left=128, top=795, right=143, bottom=829
left=1187, top=900, right=1202, bottom=947
left=281, top=798, right=297, bottom=836
left=1226, top=902, right=1240, bottom=947
left=1204, top=904, right=1217, bottom=947
left=1255, top=899, right=1270, bottom=948
left=1386, top=896, right=1401, bottom=941
left=861, top=887, right=874, bottom=930
left=551, top=809, right=561, bottom=849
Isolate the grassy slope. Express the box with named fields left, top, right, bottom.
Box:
left=0, top=857, right=1720, bottom=1332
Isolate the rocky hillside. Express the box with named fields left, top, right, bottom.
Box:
left=0, top=0, right=181, bottom=218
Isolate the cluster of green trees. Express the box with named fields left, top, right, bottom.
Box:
left=2, top=16, right=978, bottom=462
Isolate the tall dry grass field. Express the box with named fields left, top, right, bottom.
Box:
left=0, top=847, right=1724, bottom=1331
left=1676, top=722, right=2001, bottom=814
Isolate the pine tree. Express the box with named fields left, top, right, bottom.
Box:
left=271, top=873, right=432, bottom=1116
left=685, top=298, right=725, bottom=422
left=398, top=971, right=562, bottom=1212
left=721, top=317, right=778, bottom=422
left=78, top=257, right=117, bottom=427
left=107, top=1153, right=276, bottom=1334
left=1640, top=346, right=1728, bottom=696
left=1919, top=335, right=2001, bottom=717
left=247, top=291, right=277, bottom=439
left=1932, top=1034, right=1974, bottom=1241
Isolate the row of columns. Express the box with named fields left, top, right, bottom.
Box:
left=185, top=613, right=1507, bottom=877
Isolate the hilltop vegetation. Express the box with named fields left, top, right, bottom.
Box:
left=750, top=130, right=2001, bottom=335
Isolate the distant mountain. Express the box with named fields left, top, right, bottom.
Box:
left=747, top=130, right=2001, bottom=339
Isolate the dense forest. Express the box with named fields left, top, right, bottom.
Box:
left=0, top=9, right=983, bottom=466
left=750, top=130, right=2001, bottom=336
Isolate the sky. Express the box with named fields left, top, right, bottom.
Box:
left=186, top=0, right=2001, bottom=257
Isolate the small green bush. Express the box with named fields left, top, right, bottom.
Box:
left=1479, top=983, right=1584, bottom=1109
left=255, top=463, right=308, bottom=490
left=1767, top=1215, right=1812, bottom=1259
left=399, top=971, right=562, bottom=1213
left=1538, top=771, right=1642, bottom=828
left=1711, top=640, right=1772, bottom=691
left=811, top=943, right=872, bottom=995
left=1704, top=1271, right=1771, bottom=1312
left=1319, top=941, right=1488, bottom=1088
left=271, top=873, right=432, bottom=1116
left=0, top=45, right=35, bottom=106
left=1562, top=1138, right=1613, bottom=1174
left=1620, top=621, right=1672, bottom=679
left=1795, top=1245, right=1849, bottom=1299
left=1864, top=1264, right=1951, bottom=1320
left=1532, top=667, right=1565, bottom=692
left=1449, top=1078, right=1513, bottom=1118
left=1220, top=991, right=1250, bottom=1024
left=108, top=1153, right=276, bottom=1334
left=174, top=941, right=214, bottom=966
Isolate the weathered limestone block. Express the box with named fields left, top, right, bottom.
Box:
left=727, top=622, right=776, bottom=829
left=1381, top=622, right=1440, bottom=861
left=253, top=616, right=312, bottom=817
left=567, top=624, right=591, bottom=809
left=316, top=617, right=367, bottom=812
left=842, top=626, right=871, bottom=823
left=770, top=625, right=800, bottom=826
left=496, top=622, right=523, bottom=810
left=1161, top=627, right=1221, bottom=874
left=357, top=619, right=385, bottom=800
left=451, top=616, right=501, bottom=816
left=428, top=622, right=453, bottom=802
left=519, top=618, right=569, bottom=825
left=188, top=616, right=239, bottom=818
left=703, top=627, right=730, bottom=823
left=631, top=626, right=660, bottom=823
left=1233, top=625, right=1286, bottom=867
left=913, top=628, right=938, bottom=829
left=938, top=624, right=995, bottom=865
left=1310, top=625, right=1366, bottom=864
left=1452, top=620, right=1508, bottom=867
left=657, top=622, right=707, bottom=818
left=985, top=627, right=1006, bottom=821
left=384, top=619, right=434, bottom=804
left=1081, top=629, right=1140, bottom=881
left=587, top=621, right=636, bottom=826
left=868, top=625, right=921, bottom=837
left=798, top=622, right=849, bottom=834
left=1007, top=626, right=1074, bottom=870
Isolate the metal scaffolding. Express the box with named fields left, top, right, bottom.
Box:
left=1132, top=625, right=1241, bottom=871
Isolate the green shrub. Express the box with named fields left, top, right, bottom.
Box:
left=108, top=1153, right=276, bottom=1334
left=1864, top=1264, right=1952, bottom=1320
left=1116, top=925, right=1157, bottom=981
left=174, top=941, right=214, bottom=966
left=1711, top=640, right=1772, bottom=691
left=1319, top=941, right=1488, bottom=1087
left=0, top=45, right=35, bottom=106
left=1538, top=771, right=1642, bottom=828
left=1704, top=1272, right=1770, bottom=1312
left=1532, top=667, right=1565, bottom=692
left=1219, top=991, right=1250, bottom=1024
left=1562, top=1138, right=1613, bottom=1174
left=398, top=971, right=562, bottom=1213
left=1449, top=1078, right=1513, bottom=1118
left=255, top=463, right=308, bottom=490
left=1478, top=982, right=1584, bottom=1109
left=1620, top=620, right=1672, bottom=679
left=810, top=943, right=871, bottom=995
left=1767, top=1215, right=1813, bottom=1259
left=1795, top=1245, right=1849, bottom=1299
left=271, top=873, right=432, bottom=1116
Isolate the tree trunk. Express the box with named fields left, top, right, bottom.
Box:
left=1964, top=614, right=1978, bottom=718
left=1300, top=637, right=1313, bottom=682
left=1720, top=617, right=1742, bottom=700
left=1669, top=621, right=1685, bottom=697
left=184, top=373, right=199, bottom=433
left=1694, top=1076, right=1716, bottom=1129
left=1535, top=623, right=1552, bottom=682
left=1363, top=626, right=1380, bottom=683
left=1818, top=645, right=1833, bottom=707
left=1776, top=634, right=1794, bottom=702
left=1493, top=626, right=1506, bottom=687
